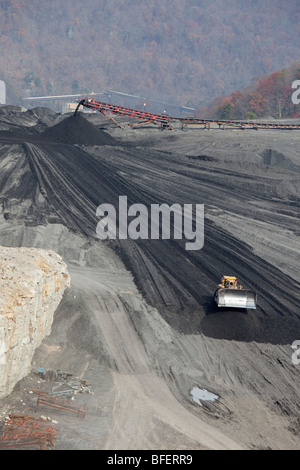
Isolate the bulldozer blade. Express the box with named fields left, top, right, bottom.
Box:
left=215, top=289, right=257, bottom=309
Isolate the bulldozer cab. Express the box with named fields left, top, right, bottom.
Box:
left=221, top=276, right=239, bottom=289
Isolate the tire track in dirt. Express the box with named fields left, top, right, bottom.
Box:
left=70, top=269, right=243, bottom=450
left=1, top=137, right=299, bottom=343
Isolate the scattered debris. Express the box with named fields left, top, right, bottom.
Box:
left=44, top=369, right=58, bottom=382
left=36, top=367, right=91, bottom=398
left=0, top=414, right=59, bottom=450
left=31, top=390, right=88, bottom=419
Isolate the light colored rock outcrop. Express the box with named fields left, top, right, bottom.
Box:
left=0, top=246, right=70, bottom=398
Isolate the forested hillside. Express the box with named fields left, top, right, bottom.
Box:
left=1, top=0, right=300, bottom=109
left=197, top=63, right=300, bottom=119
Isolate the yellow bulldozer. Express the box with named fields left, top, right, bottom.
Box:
left=214, top=276, right=257, bottom=309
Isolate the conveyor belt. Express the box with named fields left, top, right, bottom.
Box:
left=76, top=97, right=300, bottom=130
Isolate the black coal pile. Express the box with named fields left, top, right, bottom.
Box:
left=0, top=105, right=299, bottom=345
left=0, top=106, right=58, bottom=133
left=41, top=113, right=117, bottom=146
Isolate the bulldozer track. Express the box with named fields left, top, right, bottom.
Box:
left=77, top=97, right=300, bottom=131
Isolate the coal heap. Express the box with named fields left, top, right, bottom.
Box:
left=0, top=105, right=299, bottom=345
left=41, top=113, right=117, bottom=146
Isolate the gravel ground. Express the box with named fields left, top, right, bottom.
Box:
left=0, top=107, right=299, bottom=450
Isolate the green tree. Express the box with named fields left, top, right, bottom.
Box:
left=217, top=102, right=234, bottom=120
left=246, top=111, right=256, bottom=120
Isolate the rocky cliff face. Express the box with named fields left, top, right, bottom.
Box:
left=0, top=246, right=70, bottom=399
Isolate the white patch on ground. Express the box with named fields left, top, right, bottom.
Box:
left=190, top=387, right=219, bottom=406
